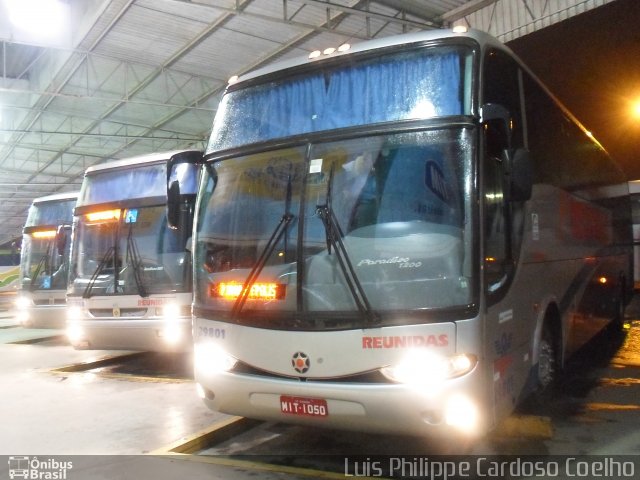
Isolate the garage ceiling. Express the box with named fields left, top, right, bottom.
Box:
left=0, top=0, right=515, bottom=244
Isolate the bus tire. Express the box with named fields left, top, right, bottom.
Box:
left=533, top=323, right=558, bottom=404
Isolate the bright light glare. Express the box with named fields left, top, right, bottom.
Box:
left=31, top=230, right=57, bottom=239
left=409, top=100, right=436, bottom=119
left=161, top=303, right=181, bottom=319
left=161, top=323, right=183, bottom=344
left=6, top=0, right=66, bottom=37
left=194, top=343, right=237, bottom=374
left=85, top=209, right=121, bottom=222
left=381, top=351, right=477, bottom=386
left=66, top=322, right=84, bottom=343
left=445, top=394, right=479, bottom=433
left=382, top=350, right=448, bottom=386
left=633, top=99, right=640, bottom=119
left=14, top=296, right=31, bottom=310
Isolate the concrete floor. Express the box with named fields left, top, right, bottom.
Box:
left=3, top=300, right=640, bottom=479
left=1, top=310, right=315, bottom=479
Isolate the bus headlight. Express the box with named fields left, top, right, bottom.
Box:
left=194, top=343, right=237, bottom=374
left=380, top=350, right=477, bottom=386
left=14, top=295, right=31, bottom=311
left=158, top=303, right=181, bottom=319
left=157, top=303, right=184, bottom=344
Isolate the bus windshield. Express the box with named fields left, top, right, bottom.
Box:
left=69, top=205, right=190, bottom=297
left=208, top=44, right=472, bottom=152
left=20, top=197, right=76, bottom=291
left=195, top=129, right=475, bottom=329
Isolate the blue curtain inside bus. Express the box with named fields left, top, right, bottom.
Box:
left=209, top=50, right=463, bottom=151
left=25, top=199, right=76, bottom=227
left=79, top=164, right=166, bottom=206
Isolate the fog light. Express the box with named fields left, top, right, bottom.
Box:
left=66, top=322, right=84, bottom=343
left=160, top=323, right=182, bottom=344
left=444, top=394, right=479, bottom=433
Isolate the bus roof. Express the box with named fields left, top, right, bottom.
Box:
left=84, top=149, right=198, bottom=176
left=31, top=191, right=79, bottom=204
left=230, top=28, right=503, bottom=86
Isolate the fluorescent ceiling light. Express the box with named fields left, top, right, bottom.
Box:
left=5, top=0, right=66, bottom=37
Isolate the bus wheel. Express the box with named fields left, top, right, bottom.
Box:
left=534, top=325, right=557, bottom=402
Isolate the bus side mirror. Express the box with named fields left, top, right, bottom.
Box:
left=166, top=150, right=203, bottom=229
left=167, top=180, right=182, bottom=230
left=510, top=148, right=533, bottom=202
left=480, top=103, right=511, bottom=147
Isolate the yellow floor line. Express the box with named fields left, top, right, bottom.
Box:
left=151, top=416, right=260, bottom=455
left=491, top=414, right=554, bottom=440
left=154, top=453, right=379, bottom=480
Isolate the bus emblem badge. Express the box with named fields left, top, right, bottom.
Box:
left=113, top=306, right=121, bottom=318
left=291, top=352, right=310, bottom=374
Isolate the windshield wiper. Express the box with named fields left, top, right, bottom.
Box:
left=315, top=166, right=377, bottom=323
left=125, top=225, right=148, bottom=298
left=231, top=174, right=294, bottom=319
left=83, top=246, right=115, bottom=299
left=29, top=243, right=52, bottom=291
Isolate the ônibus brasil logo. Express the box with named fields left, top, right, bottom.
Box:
left=8, top=456, right=73, bottom=479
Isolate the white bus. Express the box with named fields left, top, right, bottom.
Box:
left=185, top=28, right=631, bottom=438
left=15, top=192, right=78, bottom=328
left=66, top=150, right=200, bottom=351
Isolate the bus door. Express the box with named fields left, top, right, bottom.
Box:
left=481, top=49, right=531, bottom=422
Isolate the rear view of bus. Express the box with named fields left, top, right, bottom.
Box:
left=66, top=151, right=199, bottom=351
left=15, top=192, right=78, bottom=328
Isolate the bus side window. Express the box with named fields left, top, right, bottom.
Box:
left=484, top=149, right=508, bottom=291
left=482, top=48, right=526, bottom=300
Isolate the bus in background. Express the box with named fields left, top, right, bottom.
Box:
left=66, top=150, right=200, bottom=351
left=185, top=28, right=631, bottom=439
left=629, top=180, right=640, bottom=289
left=0, top=237, right=21, bottom=309
left=15, top=192, right=78, bottom=328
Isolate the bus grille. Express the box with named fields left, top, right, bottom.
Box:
left=89, top=308, right=148, bottom=318
left=231, top=361, right=391, bottom=384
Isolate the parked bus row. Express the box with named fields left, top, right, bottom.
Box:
left=12, top=27, right=634, bottom=440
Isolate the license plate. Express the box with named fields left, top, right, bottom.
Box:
left=280, top=395, right=328, bottom=417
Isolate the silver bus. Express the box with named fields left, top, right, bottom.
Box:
left=66, top=150, right=199, bottom=351
left=184, top=28, right=631, bottom=437
left=15, top=192, right=78, bottom=328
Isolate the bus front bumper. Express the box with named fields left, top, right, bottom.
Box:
left=16, top=304, right=67, bottom=329
left=66, top=317, right=192, bottom=352
left=195, top=363, right=488, bottom=438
